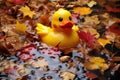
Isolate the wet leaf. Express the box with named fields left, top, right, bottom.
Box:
left=60, top=71, right=75, bottom=80
left=73, top=7, right=92, bottom=15
left=78, top=30, right=96, bottom=48
left=15, top=21, right=28, bottom=34
left=97, top=38, right=111, bottom=47
left=7, top=0, right=26, bottom=5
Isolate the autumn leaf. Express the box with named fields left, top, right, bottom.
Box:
left=82, top=27, right=100, bottom=38
left=87, top=0, right=97, bottom=7
left=108, top=22, right=120, bottom=35
left=8, top=0, right=26, bottom=5
left=19, top=6, right=35, bottom=18
left=73, top=7, right=92, bottom=15
left=105, top=6, right=120, bottom=13
left=84, top=57, right=108, bottom=72
left=15, top=21, right=28, bottom=33
left=97, top=38, right=111, bottom=47
left=78, top=30, right=96, bottom=48
left=85, top=71, right=98, bottom=79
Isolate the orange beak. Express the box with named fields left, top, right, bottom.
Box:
left=60, top=21, right=73, bottom=30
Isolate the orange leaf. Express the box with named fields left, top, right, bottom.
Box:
left=97, top=38, right=111, bottom=47
left=73, top=7, right=92, bottom=15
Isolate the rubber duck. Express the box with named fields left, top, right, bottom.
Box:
left=36, top=8, right=79, bottom=49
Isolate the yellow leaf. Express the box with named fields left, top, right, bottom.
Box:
left=84, top=57, right=108, bottom=72
left=97, top=38, right=111, bottom=47
left=19, top=6, right=35, bottom=18
left=73, top=7, right=92, bottom=15
left=87, top=0, right=97, bottom=7
left=15, top=21, right=28, bottom=33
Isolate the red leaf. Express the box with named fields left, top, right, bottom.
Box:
left=108, top=22, right=120, bottom=35
left=78, top=30, right=96, bottom=47
left=105, top=6, right=120, bottom=13
left=9, top=0, right=26, bottom=5
left=85, top=71, right=98, bottom=79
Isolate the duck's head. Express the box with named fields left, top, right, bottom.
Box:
left=51, top=8, right=73, bottom=32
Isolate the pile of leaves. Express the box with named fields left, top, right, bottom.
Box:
left=0, top=0, right=120, bottom=80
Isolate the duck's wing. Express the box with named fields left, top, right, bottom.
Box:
left=36, top=23, right=51, bottom=35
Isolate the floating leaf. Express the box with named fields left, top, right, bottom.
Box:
left=19, top=6, right=35, bottom=18
left=84, top=15, right=100, bottom=25
left=108, top=22, right=120, bottom=35
left=78, top=30, right=96, bottom=48
left=84, top=57, right=108, bottom=72
left=97, top=38, right=111, bottom=47
left=8, top=0, right=26, bottom=5
left=73, top=7, right=92, bottom=15
left=87, top=0, right=97, bottom=7
left=60, top=71, right=75, bottom=80
left=85, top=71, right=98, bottom=79
left=82, top=27, right=100, bottom=38
left=105, top=6, right=120, bottom=13
left=15, top=21, right=28, bottom=33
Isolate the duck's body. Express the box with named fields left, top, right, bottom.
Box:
left=36, top=8, right=79, bottom=49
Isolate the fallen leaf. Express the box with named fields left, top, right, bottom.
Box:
left=105, top=6, right=120, bottom=13
left=19, top=6, right=35, bottom=18
left=78, top=30, right=96, bottom=48
left=108, top=22, right=120, bottom=35
left=7, top=0, right=26, bottom=5
left=73, top=7, right=92, bottom=15
left=97, top=38, right=111, bottom=47
left=85, top=71, right=98, bottom=79
left=87, top=0, right=97, bottom=7
left=84, top=15, right=100, bottom=25
left=15, top=21, right=28, bottom=33
left=84, top=57, right=108, bottom=72
left=82, top=27, right=100, bottom=38
left=60, top=71, right=75, bottom=80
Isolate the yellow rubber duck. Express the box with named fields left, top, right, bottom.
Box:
left=36, top=8, right=79, bottom=49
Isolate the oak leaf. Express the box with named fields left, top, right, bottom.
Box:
left=19, top=6, right=35, bottom=18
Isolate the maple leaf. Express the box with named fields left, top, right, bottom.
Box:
left=15, top=21, right=28, bottom=33
left=78, top=30, right=96, bottom=48
left=19, top=6, right=35, bottom=18
left=97, top=38, right=111, bottom=47
left=73, top=7, right=92, bottom=15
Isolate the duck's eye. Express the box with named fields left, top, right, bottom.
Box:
left=59, top=17, right=63, bottom=22
left=69, top=16, right=72, bottom=21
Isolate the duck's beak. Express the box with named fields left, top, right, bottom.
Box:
left=60, top=21, right=73, bottom=30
